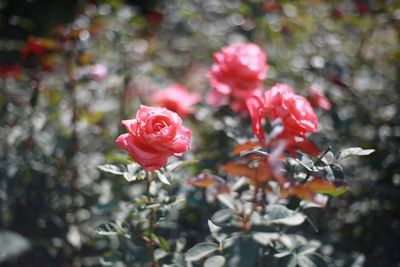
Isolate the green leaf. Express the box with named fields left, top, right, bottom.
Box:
left=166, top=160, right=198, bottom=172
left=185, top=242, right=218, bottom=262
left=252, top=232, right=279, bottom=246
left=208, top=220, right=227, bottom=243
left=266, top=205, right=306, bottom=226
left=204, top=255, right=226, bottom=267
left=96, top=222, right=119, bottom=236
left=98, top=163, right=141, bottom=182
left=98, top=164, right=125, bottom=175
left=208, top=220, right=221, bottom=234
left=337, top=147, right=375, bottom=161
left=303, top=210, right=319, bottom=232
left=317, top=186, right=348, bottom=197
left=123, top=164, right=141, bottom=181
left=280, top=255, right=297, bottom=267
left=297, top=244, right=318, bottom=255
left=0, top=231, right=30, bottom=261
left=217, top=193, right=236, bottom=210
left=154, top=248, right=168, bottom=261
left=159, top=237, right=171, bottom=252
left=298, top=253, right=329, bottom=267
left=211, top=209, right=233, bottom=224
left=155, top=170, right=171, bottom=185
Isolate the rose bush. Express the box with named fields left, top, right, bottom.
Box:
left=207, top=43, right=268, bottom=112
left=151, top=84, right=200, bottom=117
left=116, top=105, right=191, bottom=171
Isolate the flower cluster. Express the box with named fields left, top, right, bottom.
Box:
left=116, top=43, right=323, bottom=170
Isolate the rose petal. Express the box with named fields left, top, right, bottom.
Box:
left=116, top=133, right=169, bottom=171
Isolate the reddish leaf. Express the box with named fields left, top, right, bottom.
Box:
left=222, top=162, right=257, bottom=180
left=186, top=173, right=224, bottom=187
left=305, top=178, right=337, bottom=192
left=232, top=140, right=264, bottom=155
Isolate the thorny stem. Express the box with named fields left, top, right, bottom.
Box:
left=146, top=171, right=158, bottom=267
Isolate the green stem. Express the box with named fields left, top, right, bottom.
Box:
left=315, top=146, right=332, bottom=165
left=146, top=171, right=158, bottom=267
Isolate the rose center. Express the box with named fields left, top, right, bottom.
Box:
left=153, top=120, right=168, bottom=131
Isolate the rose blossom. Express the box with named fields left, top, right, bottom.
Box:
left=264, top=84, right=318, bottom=136
left=246, top=84, right=318, bottom=155
left=151, top=84, right=200, bottom=117
left=116, top=105, right=192, bottom=171
left=207, top=43, right=268, bottom=112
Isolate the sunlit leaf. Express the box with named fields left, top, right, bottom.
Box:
left=96, top=222, right=119, bottom=236
left=217, top=193, right=236, bottom=210
left=185, top=242, right=218, bottom=262
left=297, top=244, right=318, bottom=255
left=211, top=209, right=234, bottom=224
left=98, top=163, right=141, bottom=182
left=266, top=205, right=306, bottom=226
left=0, top=231, right=30, bottom=261
left=154, top=248, right=168, bottom=261
left=337, top=147, right=375, bottom=161
left=98, top=164, right=125, bottom=175
left=306, top=178, right=349, bottom=196
left=204, top=255, right=225, bottom=267
left=208, top=220, right=221, bottom=233
left=252, top=232, right=279, bottom=246
left=155, top=170, right=171, bottom=185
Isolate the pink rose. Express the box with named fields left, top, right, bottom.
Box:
left=265, top=84, right=318, bottom=136
left=246, top=84, right=319, bottom=155
left=90, top=64, right=108, bottom=82
left=307, top=84, right=332, bottom=110
left=116, top=105, right=192, bottom=171
left=207, top=43, right=268, bottom=112
left=151, top=84, right=200, bottom=117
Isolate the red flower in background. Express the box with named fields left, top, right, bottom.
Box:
left=307, top=85, right=332, bottom=110
left=207, top=43, right=268, bottom=112
left=116, top=105, right=192, bottom=171
left=151, top=84, right=200, bottom=117
left=20, top=36, right=57, bottom=60
left=0, top=64, right=22, bottom=79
